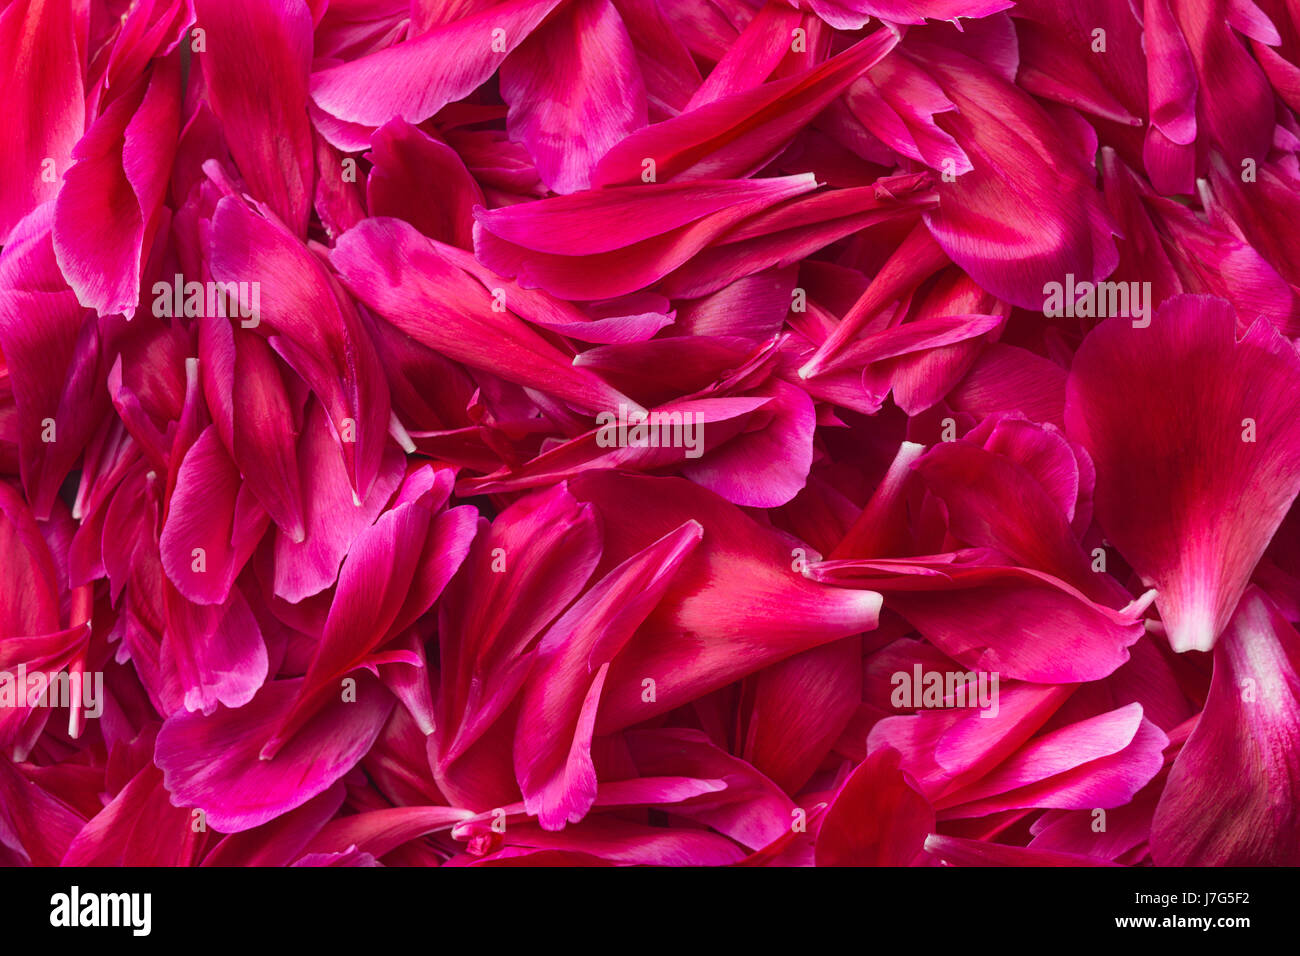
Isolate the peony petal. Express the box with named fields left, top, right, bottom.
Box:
left=816, top=747, right=934, bottom=866
left=569, top=472, right=882, bottom=731
left=515, top=521, right=702, bottom=830
left=159, top=426, right=269, bottom=606
left=1151, top=589, right=1300, bottom=864
left=365, top=119, right=484, bottom=248
left=0, top=0, right=83, bottom=244
left=209, top=196, right=391, bottom=500
left=155, top=675, right=395, bottom=833
left=593, top=29, right=899, bottom=185
left=194, top=0, right=315, bottom=235
left=53, top=56, right=181, bottom=316
left=500, top=0, right=646, bottom=193
left=1066, top=295, right=1300, bottom=652
left=309, top=0, right=564, bottom=126
left=332, top=217, right=638, bottom=413
left=908, top=33, right=1120, bottom=309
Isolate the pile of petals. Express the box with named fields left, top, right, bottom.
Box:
left=2, top=0, right=1299, bottom=868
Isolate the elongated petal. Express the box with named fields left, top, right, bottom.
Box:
left=438, top=483, right=601, bottom=768
left=515, top=521, right=702, bottom=829
left=1152, top=589, right=1300, bottom=864
left=811, top=556, right=1145, bottom=682
left=593, top=30, right=898, bottom=185
left=940, top=704, right=1169, bottom=817
left=309, top=0, right=564, bottom=126
left=0, top=755, right=85, bottom=866
left=923, top=833, right=1119, bottom=866
left=209, top=196, right=390, bottom=500
left=269, top=470, right=476, bottom=752
left=200, top=319, right=306, bottom=542
left=194, top=0, right=314, bottom=235
left=62, top=763, right=203, bottom=866
left=332, top=216, right=638, bottom=412
left=0, top=210, right=107, bottom=520
left=0, top=0, right=83, bottom=244
left=910, top=35, right=1120, bottom=309
left=472, top=174, right=819, bottom=299
left=53, top=57, right=181, bottom=316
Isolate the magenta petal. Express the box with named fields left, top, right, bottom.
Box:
left=53, top=57, right=181, bottom=317
left=684, top=3, right=803, bottom=107
left=816, top=748, right=934, bottom=866
left=200, top=319, right=306, bottom=542
left=438, top=482, right=602, bottom=767
left=62, top=763, right=200, bottom=866
left=869, top=680, right=1074, bottom=797
left=273, top=401, right=405, bottom=603
left=305, top=805, right=475, bottom=859
left=481, top=815, right=747, bottom=865
left=0, top=755, right=84, bottom=866
left=570, top=473, right=882, bottom=731
left=155, top=675, right=395, bottom=833
left=472, top=174, right=819, bottom=300
left=1066, top=295, right=1300, bottom=652
left=743, top=636, right=861, bottom=795
left=270, top=471, right=477, bottom=752
left=365, top=119, right=484, bottom=248
left=912, top=440, right=1109, bottom=601
left=923, top=833, right=1119, bottom=866
left=0, top=0, right=83, bottom=244
left=845, top=50, right=969, bottom=172
left=500, top=0, right=646, bottom=194
left=0, top=480, right=61, bottom=637
left=609, top=0, right=699, bottom=119
left=1152, top=589, right=1300, bottom=865
left=812, top=557, right=1145, bottom=682
left=950, top=343, right=1067, bottom=429
left=209, top=196, right=391, bottom=500
left=830, top=0, right=1012, bottom=26
left=332, top=216, right=638, bottom=413
left=515, top=521, right=702, bottom=830
left=592, top=30, right=899, bottom=185
left=1144, top=0, right=1198, bottom=147
left=910, top=35, right=1120, bottom=309
left=160, top=426, right=270, bottom=606
left=623, top=728, right=795, bottom=850
left=939, top=703, right=1169, bottom=817
left=163, top=583, right=268, bottom=716
left=309, top=0, right=565, bottom=126
left=203, top=784, right=347, bottom=867
left=681, top=378, right=816, bottom=508
left=194, top=0, right=315, bottom=235
left=0, top=207, right=107, bottom=519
